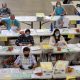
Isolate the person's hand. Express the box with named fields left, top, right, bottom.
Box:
left=50, top=12, right=54, bottom=16
left=28, top=65, right=33, bottom=69
left=27, top=44, right=32, bottom=47
left=20, top=65, right=25, bottom=70
left=54, top=43, right=58, bottom=46
left=19, top=43, right=23, bottom=46
left=17, top=28, right=20, bottom=31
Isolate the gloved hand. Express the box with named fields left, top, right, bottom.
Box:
left=28, top=65, right=33, bottom=69
left=19, top=65, right=25, bottom=70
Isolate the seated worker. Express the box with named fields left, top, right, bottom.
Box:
left=50, top=1, right=66, bottom=16
left=14, top=47, right=37, bottom=69
left=15, top=29, right=34, bottom=46
left=1, top=14, right=20, bottom=31
left=49, top=28, right=67, bottom=47
left=0, top=3, right=11, bottom=17
left=49, top=29, right=67, bottom=60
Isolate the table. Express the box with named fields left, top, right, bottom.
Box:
left=0, top=44, right=80, bottom=56
left=0, top=68, right=52, bottom=79
left=35, top=28, right=80, bottom=42
left=0, top=28, right=80, bottom=44
left=15, top=16, right=37, bottom=29
left=0, top=45, right=42, bottom=55
left=1, top=15, right=80, bottom=29
left=42, top=43, right=80, bottom=54
left=0, top=29, right=37, bottom=37
left=44, top=15, right=80, bottom=21
left=0, top=29, right=37, bottom=45
left=0, top=66, right=80, bottom=79
left=53, top=66, right=80, bottom=79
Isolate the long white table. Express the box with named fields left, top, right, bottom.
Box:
left=36, top=28, right=80, bottom=36
left=44, top=15, right=80, bottom=21
left=1, top=15, right=80, bottom=30
left=42, top=43, right=80, bottom=54
left=0, top=29, right=37, bottom=37
left=53, top=66, right=80, bottom=79
left=0, top=44, right=80, bottom=55
left=0, top=46, right=42, bottom=55
left=0, top=66, right=80, bottom=79
left=0, top=28, right=80, bottom=44
left=0, top=68, right=52, bottom=79
left=0, top=28, right=80, bottom=37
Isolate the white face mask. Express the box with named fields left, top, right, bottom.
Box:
left=25, top=34, right=30, bottom=37
left=55, top=33, right=59, bottom=37
left=3, top=8, right=6, bottom=10
left=57, top=5, right=61, bottom=7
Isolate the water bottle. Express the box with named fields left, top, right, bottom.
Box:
left=50, top=23, right=54, bottom=32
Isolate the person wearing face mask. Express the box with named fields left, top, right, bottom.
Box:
left=49, top=29, right=67, bottom=60
left=15, top=29, right=34, bottom=46
left=1, top=14, right=20, bottom=30
left=49, top=29, right=67, bottom=46
left=0, top=3, right=11, bottom=17
left=14, top=47, right=37, bottom=69
left=50, top=2, right=66, bottom=16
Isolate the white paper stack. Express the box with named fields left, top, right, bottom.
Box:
left=54, top=60, right=69, bottom=74
left=40, top=62, right=53, bottom=71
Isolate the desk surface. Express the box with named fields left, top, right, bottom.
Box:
left=36, top=28, right=80, bottom=36
left=0, top=68, right=52, bottom=79
left=2, top=15, right=80, bottom=22
left=53, top=66, right=80, bottom=79
left=15, top=16, right=37, bottom=22
left=0, top=44, right=80, bottom=55
left=44, top=15, right=80, bottom=21
left=0, top=28, right=80, bottom=38
left=0, top=45, right=42, bottom=55
left=0, top=66, right=80, bottom=79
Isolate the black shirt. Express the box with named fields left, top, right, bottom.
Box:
left=15, top=34, right=34, bottom=46
left=0, top=8, right=11, bottom=16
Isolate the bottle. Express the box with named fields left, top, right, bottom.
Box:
left=50, top=23, right=54, bottom=32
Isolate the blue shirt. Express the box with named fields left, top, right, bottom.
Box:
left=55, top=7, right=64, bottom=15
left=2, top=18, right=20, bottom=30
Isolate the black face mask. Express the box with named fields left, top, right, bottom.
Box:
left=24, top=54, right=29, bottom=58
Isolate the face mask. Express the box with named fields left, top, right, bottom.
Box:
left=25, top=34, right=29, bottom=37
left=55, top=33, right=59, bottom=37
left=3, top=8, right=6, bottom=10
left=57, top=5, right=61, bottom=7
left=24, top=54, right=29, bottom=58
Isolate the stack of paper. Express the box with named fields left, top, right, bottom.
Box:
left=42, top=44, right=52, bottom=49
left=54, top=60, right=69, bottom=74
left=68, top=34, right=75, bottom=38
left=40, top=62, right=53, bottom=71
left=66, top=76, right=76, bottom=80
left=77, top=43, right=80, bottom=48
left=67, top=44, right=80, bottom=52
left=30, top=46, right=41, bottom=51
left=36, top=13, right=45, bottom=17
